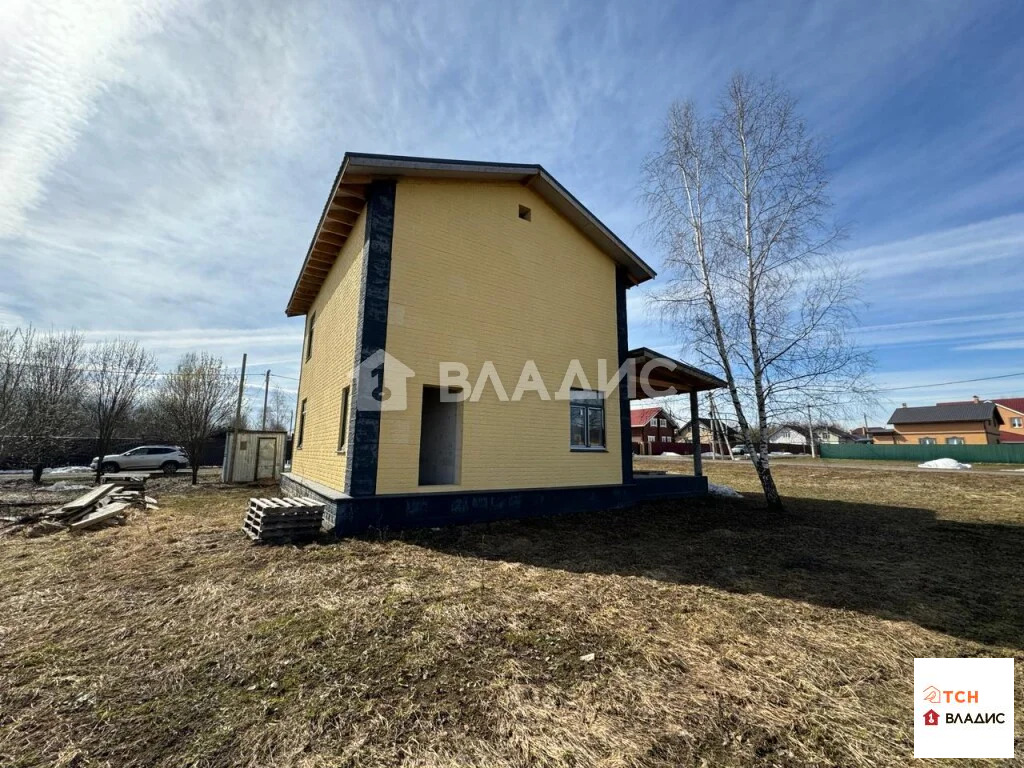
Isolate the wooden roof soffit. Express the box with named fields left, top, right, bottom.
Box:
left=286, top=181, right=367, bottom=317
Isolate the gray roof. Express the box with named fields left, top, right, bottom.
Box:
left=888, top=403, right=1002, bottom=425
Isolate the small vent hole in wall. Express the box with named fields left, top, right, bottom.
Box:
left=518, top=204, right=531, bottom=221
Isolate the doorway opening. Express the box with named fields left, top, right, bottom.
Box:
left=418, top=385, right=462, bottom=485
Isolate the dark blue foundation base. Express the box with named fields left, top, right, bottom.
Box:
left=281, top=473, right=708, bottom=537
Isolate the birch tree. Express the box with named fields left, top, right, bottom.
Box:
left=86, top=339, right=157, bottom=483
left=642, top=75, right=871, bottom=512
left=154, top=352, right=234, bottom=484
left=263, top=385, right=291, bottom=432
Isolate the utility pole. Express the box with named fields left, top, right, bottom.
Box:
left=863, top=412, right=869, bottom=441
left=261, top=369, right=271, bottom=430
left=807, top=404, right=816, bottom=459
left=227, top=353, right=247, bottom=481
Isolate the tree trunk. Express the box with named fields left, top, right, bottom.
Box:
left=31, top=463, right=43, bottom=484
left=191, top=462, right=199, bottom=485
left=751, top=454, right=784, bottom=513
left=93, top=442, right=104, bottom=486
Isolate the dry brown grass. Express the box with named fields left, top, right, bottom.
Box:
left=1, top=464, right=1021, bottom=767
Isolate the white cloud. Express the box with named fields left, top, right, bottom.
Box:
left=854, top=310, right=1024, bottom=348
left=955, top=339, right=1024, bottom=351
left=0, top=0, right=194, bottom=236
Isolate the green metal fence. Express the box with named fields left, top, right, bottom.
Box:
left=819, top=443, right=1024, bottom=464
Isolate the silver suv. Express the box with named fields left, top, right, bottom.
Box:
left=90, top=445, right=188, bottom=474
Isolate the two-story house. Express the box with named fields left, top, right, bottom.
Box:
left=936, top=397, right=1024, bottom=443
left=281, top=153, right=726, bottom=534
left=887, top=402, right=1003, bottom=445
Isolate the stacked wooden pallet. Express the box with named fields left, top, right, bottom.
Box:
left=242, top=497, right=325, bottom=544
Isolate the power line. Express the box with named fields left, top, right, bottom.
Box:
left=875, top=371, right=1024, bottom=393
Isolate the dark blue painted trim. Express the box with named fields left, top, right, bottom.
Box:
left=336, top=478, right=705, bottom=536
left=347, top=180, right=396, bottom=497
left=615, top=267, right=633, bottom=484
left=283, top=474, right=709, bottom=538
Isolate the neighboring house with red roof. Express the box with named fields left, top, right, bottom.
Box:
left=631, top=406, right=678, bottom=454
left=936, top=396, right=1024, bottom=443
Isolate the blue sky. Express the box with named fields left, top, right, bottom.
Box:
left=1, top=0, right=1023, bottom=425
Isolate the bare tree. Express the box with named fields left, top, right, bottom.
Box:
left=86, top=339, right=157, bottom=483
left=154, top=352, right=234, bottom=484
left=0, top=326, right=34, bottom=462
left=643, top=75, right=872, bottom=512
left=0, top=327, right=86, bottom=481
left=20, top=331, right=86, bottom=481
left=263, top=385, right=291, bottom=432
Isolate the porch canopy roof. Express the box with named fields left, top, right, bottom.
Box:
left=627, top=347, right=726, bottom=397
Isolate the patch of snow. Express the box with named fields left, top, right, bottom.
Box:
left=708, top=482, right=743, bottom=498
left=660, top=451, right=683, bottom=457
left=45, top=466, right=92, bottom=474
left=999, top=468, right=1024, bottom=473
left=918, top=458, right=972, bottom=470
left=47, top=481, right=92, bottom=492
left=768, top=451, right=794, bottom=457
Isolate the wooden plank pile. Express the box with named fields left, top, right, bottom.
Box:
left=2, top=477, right=158, bottom=537
left=242, top=497, right=325, bottom=544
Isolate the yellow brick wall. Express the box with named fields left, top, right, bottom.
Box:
left=377, top=179, right=623, bottom=494
left=892, top=421, right=999, bottom=445
left=290, top=208, right=365, bottom=488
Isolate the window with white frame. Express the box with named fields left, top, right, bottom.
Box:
left=1012, top=417, right=1023, bottom=428
left=569, top=390, right=605, bottom=449
left=919, top=437, right=936, bottom=445
left=661, top=436, right=670, bottom=442
left=945, top=436, right=965, bottom=445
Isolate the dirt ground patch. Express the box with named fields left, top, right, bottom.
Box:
left=0, top=463, right=1021, bottom=766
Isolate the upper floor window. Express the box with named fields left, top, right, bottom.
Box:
left=297, top=398, right=307, bottom=448
left=918, top=437, right=936, bottom=445
left=305, top=312, right=316, bottom=361
left=337, top=386, right=350, bottom=452
left=1012, top=417, right=1023, bottom=428
left=945, top=436, right=965, bottom=445
left=570, top=390, right=605, bottom=450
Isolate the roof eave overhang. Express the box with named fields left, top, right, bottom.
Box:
left=284, top=153, right=656, bottom=317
